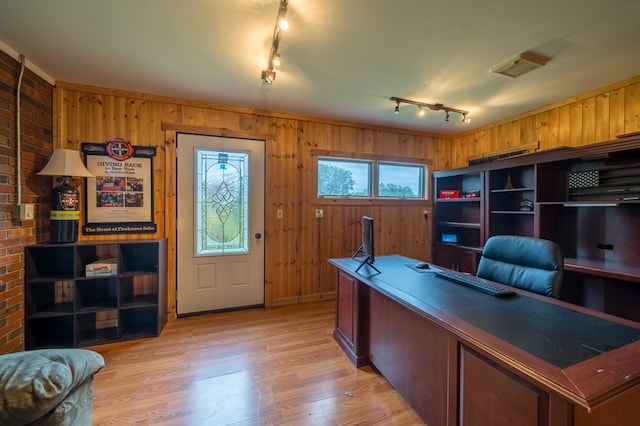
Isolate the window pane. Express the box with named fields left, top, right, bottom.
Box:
left=318, top=158, right=371, bottom=197
left=378, top=163, right=425, bottom=198
left=195, top=149, right=249, bottom=255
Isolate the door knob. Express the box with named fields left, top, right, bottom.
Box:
left=255, top=233, right=262, bottom=239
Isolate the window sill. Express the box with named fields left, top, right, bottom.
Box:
left=315, top=198, right=430, bottom=206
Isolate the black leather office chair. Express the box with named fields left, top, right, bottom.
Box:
left=476, top=235, right=563, bottom=298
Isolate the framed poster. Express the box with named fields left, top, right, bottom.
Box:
left=82, top=139, right=157, bottom=235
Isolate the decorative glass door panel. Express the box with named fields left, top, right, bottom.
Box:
left=195, top=150, right=249, bottom=256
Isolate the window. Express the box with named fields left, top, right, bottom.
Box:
left=318, top=158, right=371, bottom=197
left=378, top=162, right=425, bottom=198
left=317, top=157, right=427, bottom=199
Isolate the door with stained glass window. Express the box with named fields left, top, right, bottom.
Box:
left=176, top=133, right=265, bottom=315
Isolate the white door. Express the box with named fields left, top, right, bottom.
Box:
left=176, top=133, right=265, bottom=315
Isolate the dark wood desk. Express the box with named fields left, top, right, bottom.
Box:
left=329, top=255, right=640, bottom=426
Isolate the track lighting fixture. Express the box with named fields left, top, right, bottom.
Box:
left=390, top=96, right=470, bottom=124
left=261, top=0, right=289, bottom=84
left=261, top=69, right=276, bottom=84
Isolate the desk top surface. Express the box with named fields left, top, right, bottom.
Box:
left=329, top=255, right=640, bottom=369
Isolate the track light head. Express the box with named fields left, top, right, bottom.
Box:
left=444, top=111, right=450, bottom=122
left=278, top=0, right=289, bottom=30
left=261, top=69, right=276, bottom=84
left=272, top=53, right=282, bottom=67
left=394, top=102, right=400, bottom=114
left=417, top=106, right=426, bottom=117
left=462, top=113, right=471, bottom=123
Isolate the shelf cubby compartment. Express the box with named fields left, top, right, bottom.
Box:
left=435, top=225, right=482, bottom=248
left=568, top=164, right=640, bottom=202
left=76, top=310, right=119, bottom=346
left=26, top=316, right=74, bottom=348
left=120, top=274, right=158, bottom=308
left=25, top=245, right=75, bottom=279
left=76, top=277, right=118, bottom=312
left=536, top=160, right=572, bottom=203
left=120, top=242, right=159, bottom=273
left=435, top=200, right=481, bottom=225
left=489, top=166, right=535, bottom=191
left=120, top=307, right=158, bottom=339
left=25, top=280, right=75, bottom=317
left=436, top=172, right=482, bottom=199
left=489, top=212, right=534, bottom=237
left=489, top=189, right=535, bottom=212
left=433, top=170, right=484, bottom=250
left=487, top=166, right=535, bottom=237
left=76, top=243, right=118, bottom=277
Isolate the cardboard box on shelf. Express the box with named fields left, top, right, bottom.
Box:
left=86, top=258, right=118, bottom=276
left=439, top=189, right=461, bottom=199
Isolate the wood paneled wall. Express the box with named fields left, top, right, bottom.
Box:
left=55, top=83, right=445, bottom=317
left=442, top=75, right=640, bottom=169
left=54, top=74, right=640, bottom=318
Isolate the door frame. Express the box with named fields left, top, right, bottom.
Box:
left=162, top=123, right=275, bottom=319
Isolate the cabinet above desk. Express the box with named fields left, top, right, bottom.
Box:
left=432, top=136, right=640, bottom=323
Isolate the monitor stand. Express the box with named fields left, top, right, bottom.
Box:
left=352, top=246, right=380, bottom=274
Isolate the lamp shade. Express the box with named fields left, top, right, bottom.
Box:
left=37, top=148, right=93, bottom=177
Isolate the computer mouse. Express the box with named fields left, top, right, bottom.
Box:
left=415, top=262, right=430, bottom=269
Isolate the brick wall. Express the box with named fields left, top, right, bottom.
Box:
left=0, top=49, right=53, bottom=354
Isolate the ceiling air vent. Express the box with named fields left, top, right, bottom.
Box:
left=491, top=51, right=551, bottom=78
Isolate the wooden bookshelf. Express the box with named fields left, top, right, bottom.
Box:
left=432, top=137, right=640, bottom=322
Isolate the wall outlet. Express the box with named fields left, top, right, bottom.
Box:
left=276, top=208, right=284, bottom=219
left=12, top=203, right=34, bottom=220
left=315, top=209, right=324, bottom=218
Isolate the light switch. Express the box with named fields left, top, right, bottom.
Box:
left=13, top=204, right=34, bottom=220
left=22, top=204, right=34, bottom=220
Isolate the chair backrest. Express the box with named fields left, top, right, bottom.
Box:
left=476, top=235, right=563, bottom=297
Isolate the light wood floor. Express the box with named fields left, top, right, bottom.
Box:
left=89, top=300, right=426, bottom=425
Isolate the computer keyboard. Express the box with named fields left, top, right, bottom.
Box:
left=435, top=270, right=517, bottom=297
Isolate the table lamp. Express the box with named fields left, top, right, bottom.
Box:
left=37, top=148, right=93, bottom=243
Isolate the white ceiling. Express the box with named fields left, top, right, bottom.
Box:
left=1, top=0, right=640, bottom=134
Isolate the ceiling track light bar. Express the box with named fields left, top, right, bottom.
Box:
left=390, top=96, right=470, bottom=123
left=261, top=0, right=289, bottom=84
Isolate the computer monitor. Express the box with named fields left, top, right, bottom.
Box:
left=352, top=216, right=380, bottom=274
